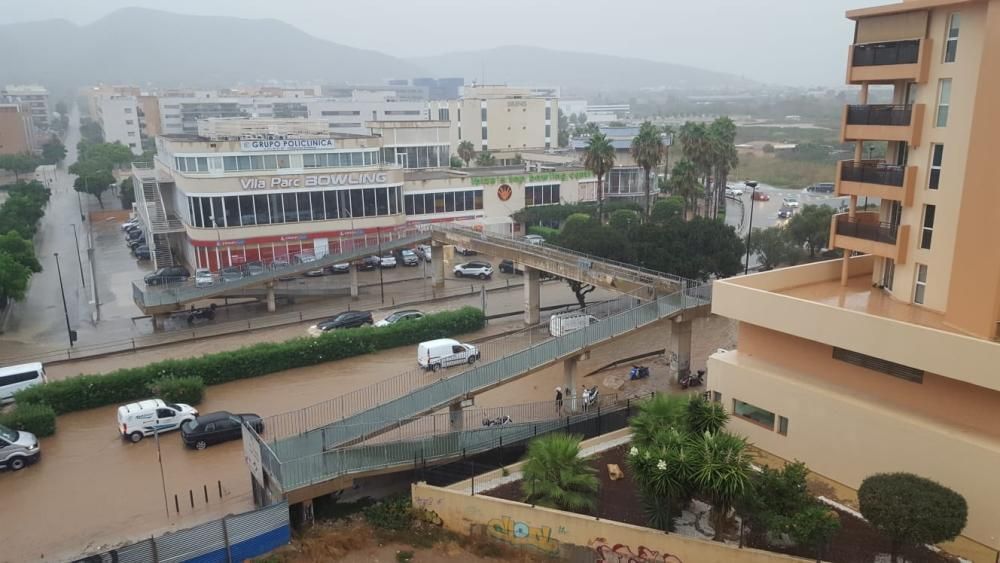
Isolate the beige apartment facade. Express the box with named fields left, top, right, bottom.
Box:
left=435, top=85, right=557, bottom=160
left=709, top=0, right=1000, bottom=554
left=0, top=104, right=34, bottom=155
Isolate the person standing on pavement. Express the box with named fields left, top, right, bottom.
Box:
left=555, top=386, right=563, bottom=415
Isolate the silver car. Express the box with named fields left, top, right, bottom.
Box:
left=0, top=424, right=39, bottom=471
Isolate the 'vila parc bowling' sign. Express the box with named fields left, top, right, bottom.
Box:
left=240, top=172, right=390, bottom=190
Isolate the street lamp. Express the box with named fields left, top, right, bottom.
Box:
left=53, top=252, right=76, bottom=347
left=71, top=224, right=85, bottom=288
left=743, top=183, right=758, bottom=275
left=377, top=227, right=385, bottom=304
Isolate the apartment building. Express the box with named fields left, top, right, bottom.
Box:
left=1, top=85, right=49, bottom=130
left=96, top=95, right=143, bottom=155
left=709, top=0, right=1000, bottom=554
left=0, top=104, right=34, bottom=155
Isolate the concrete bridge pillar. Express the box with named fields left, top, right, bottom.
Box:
left=432, top=242, right=445, bottom=288
left=448, top=401, right=464, bottom=432
left=265, top=282, right=276, bottom=313
left=524, top=266, right=540, bottom=326
left=669, top=317, right=693, bottom=383
left=563, top=355, right=579, bottom=413
left=294, top=499, right=315, bottom=529
left=350, top=264, right=359, bottom=299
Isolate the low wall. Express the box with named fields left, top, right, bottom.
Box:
left=411, top=483, right=814, bottom=563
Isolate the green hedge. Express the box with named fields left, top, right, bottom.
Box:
left=148, top=376, right=205, bottom=405
left=15, top=307, right=485, bottom=415
left=0, top=402, right=56, bottom=437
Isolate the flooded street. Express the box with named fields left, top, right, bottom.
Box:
left=1, top=299, right=734, bottom=562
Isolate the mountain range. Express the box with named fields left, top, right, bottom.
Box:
left=0, top=8, right=753, bottom=95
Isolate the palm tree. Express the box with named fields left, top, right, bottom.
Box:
left=628, top=427, right=694, bottom=532
left=669, top=159, right=702, bottom=221
left=630, top=393, right=688, bottom=449
left=582, top=132, right=616, bottom=223
left=521, top=433, right=599, bottom=512
left=457, top=140, right=475, bottom=167
left=686, top=394, right=729, bottom=435
left=630, top=122, right=663, bottom=219
left=678, top=122, right=713, bottom=217
left=707, top=117, right=738, bottom=218
left=689, top=431, right=754, bottom=541
left=475, top=150, right=496, bottom=166
left=661, top=125, right=675, bottom=191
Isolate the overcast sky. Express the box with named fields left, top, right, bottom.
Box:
left=0, top=0, right=887, bottom=86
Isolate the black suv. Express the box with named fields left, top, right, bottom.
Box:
left=144, top=266, right=190, bottom=286
left=311, top=310, right=374, bottom=334
left=499, top=259, right=523, bottom=275
left=181, top=411, right=263, bottom=450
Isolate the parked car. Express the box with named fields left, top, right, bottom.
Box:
left=181, top=411, right=263, bottom=450
left=549, top=312, right=599, bottom=337
left=194, top=268, right=214, bottom=287
left=144, top=266, right=190, bottom=286
left=416, top=244, right=432, bottom=262
left=380, top=254, right=397, bottom=268
left=454, top=261, right=493, bottom=279
left=133, top=245, right=150, bottom=261
left=751, top=191, right=770, bottom=202
left=524, top=234, right=545, bottom=245
left=0, top=362, right=46, bottom=404
left=0, top=424, right=40, bottom=471
left=307, top=310, right=374, bottom=336
left=778, top=207, right=793, bottom=219
left=245, top=262, right=266, bottom=276
left=357, top=256, right=380, bottom=271
left=782, top=196, right=800, bottom=208
left=374, top=309, right=425, bottom=327
left=725, top=186, right=744, bottom=197
left=806, top=182, right=835, bottom=193
left=417, top=338, right=481, bottom=371
left=400, top=249, right=419, bottom=266
left=454, top=246, right=477, bottom=256
left=303, top=268, right=326, bottom=277
left=220, top=267, right=243, bottom=282
left=499, top=259, right=523, bottom=275
left=117, top=399, right=198, bottom=443
left=330, top=262, right=351, bottom=274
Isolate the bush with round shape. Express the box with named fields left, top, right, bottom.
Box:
left=0, top=402, right=56, bottom=437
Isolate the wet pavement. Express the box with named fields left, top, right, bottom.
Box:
left=0, top=305, right=734, bottom=562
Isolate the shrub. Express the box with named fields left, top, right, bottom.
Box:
left=521, top=433, right=599, bottom=513
left=0, top=402, right=56, bottom=437
left=526, top=226, right=559, bottom=240
left=148, top=376, right=204, bottom=405
left=363, top=495, right=413, bottom=531
left=15, top=307, right=486, bottom=416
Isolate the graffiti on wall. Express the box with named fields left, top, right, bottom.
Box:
left=590, top=538, right=683, bottom=563
left=485, top=516, right=560, bottom=555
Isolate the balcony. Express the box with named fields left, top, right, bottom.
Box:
left=847, top=38, right=931, bottom=84
left=836, top=160, right=915, bottom=205
left=841, top=104, right=925, bottom=147
left=829, top=212, right=910, bottom=264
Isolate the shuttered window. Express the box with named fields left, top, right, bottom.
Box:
left=832, top=347, right=924, bottom=383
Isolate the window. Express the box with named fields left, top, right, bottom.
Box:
left=928, top=145, right=944, bottom=189
left=403, top=190, right=483, bottom=216
left=545, top=107, right=551, bottom=120
left=914, top=263, right=928, bottom=304
left=711, top=391, right=722, bottom=403
left=935, top=79, right=951, bottom=127
left=223, top=196, right=240, bottom=227
left=920, top=204, right=935, bottom=249
left=320, top=110, right=360, bottom=116
left=778, top=416, right=789, bottom=436
left=127, top=131, right=136, bottom=137
left=156, top=408, right=174, bottom=418
left=545, top=124, right=551, bottom=138
left=438, top=108, right=449, bottom=121
left=944, top=13, right=960, bottom=63
left=124, top=107, right=133, bottom=114
left=733, top=399, right=775, bottom=430
left=832, top=347, right=924, bottom=383
left=481, top=126, right=488, bottom=140
left=525, top=184, right=561, bottom=206
left=480, top=107, right=487, bottom=121
left=125, top=120, right=134, bottom=125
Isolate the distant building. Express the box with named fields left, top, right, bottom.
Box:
left=1, top=85, right=50, bottom=130
left=0, top=104, right=35, bottom=155
left=569, top=125, right=668, bottom=202
left=97, top=95, right=143, bottom=155
left=412, top=77, right=464, bottom=100
left=586, top=104, right=630, bottom=124
left=560, top=99, right=588, bottom=119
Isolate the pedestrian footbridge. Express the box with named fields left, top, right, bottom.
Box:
left=244, top=281, right=711, bottom=506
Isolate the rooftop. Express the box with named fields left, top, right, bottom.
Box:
left=846, top=0, right=978, bottom=19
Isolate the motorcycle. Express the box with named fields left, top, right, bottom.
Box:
left=581, top=385, right=599, bottom=409
left=185, top=304, right=217, bottom=325
left=629, top=365, right=650, bottom=380
left=679, top=369, right=706, bottom=390
left=482, top=415, right=513, bottom=427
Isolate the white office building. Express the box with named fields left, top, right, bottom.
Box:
left=97, top=95, right=143, bottom=155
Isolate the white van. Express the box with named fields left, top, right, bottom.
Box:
left=549, top=312, right=599, bottom=337
left=117, top=399, right=198, bottom=443
left=0, top=362, right=46, bottom=404
left=417, top=338, right=481, bottom=371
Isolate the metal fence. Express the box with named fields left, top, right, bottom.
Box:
left=71, top=501, right=289, bottom=563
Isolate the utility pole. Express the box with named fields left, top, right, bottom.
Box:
left=155, top=428, right=170, bottom=519
left=53, top=253, right=75, bottom=347
left=71, top=224, right=85, bottom=288
left=377, top=227, right=385, bottom=304
left=744, top=184, right=758, bottom=276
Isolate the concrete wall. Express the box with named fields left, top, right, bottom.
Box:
left=411, top=482, right=813, bottom=563
left=708, top=349, right=1000, bottom=550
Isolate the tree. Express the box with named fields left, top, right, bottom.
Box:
left=628, top=426, right=694, bottom=532
left=786, top=204, right=834, bottom=258
left=689, top=431, right=754, bottom=541
left=582, top=132, right=615, bottom=223
left=449, top=155, right=463, bottom=168
left=650, top=197, right=684, bottom=224
left=521, top=433, right=599, bottom=513
left=79, top=118, right=104, bottom=144
left=580, top=122, right=600, bottom=137
left=557, top=214, right=635, bottom=263
left=678, top=122, right=712, bottom=217
left=707, top=117, right=738, bottom=219
left=762, top=143, right=776, bottom=154
left=119, top=177, right=135, bottom=209
left=0, top=252, right=32, bottom=305
left=608, top=208, right=640, bottom=235
left=858, top=473, right=968, bottom=563
left=669, top=159, right=702, bottom=220
left=631, top=121, right=664, bottom=218
left=566, top=280, right=597, bottom=308
left=0, top=153, right=40, bottom=181
left=457, top=140, right=475, bottom=167
left=72, top=163, right=115, bottom=209
left=0, top=231, right=41, bottom=273
left=747, top=226, right=802, bottom=270
left=661, top=125, right=675, bottom=184
left=686, top=394, right=729, bottom=435
left=784, top=505, right=840, bottom=562
left=557, top=109, right=570, bottom=148
left=76, top=142, right=133, bottom=170
left=629, top=394, right=689, bottom=449
left=41, top=139, right=67, bottom=165
left=474, top=151, right=496, bottom=166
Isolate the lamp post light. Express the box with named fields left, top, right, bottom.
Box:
left=744, top=183, right=758, bottom=276
left=53, top=252, right=76, bottom=347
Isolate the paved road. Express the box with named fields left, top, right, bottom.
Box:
left=0, top=311, right=735, bottom=563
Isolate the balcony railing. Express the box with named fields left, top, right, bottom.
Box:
left=852, top=40, right=921, bottom=67
left=846, top=105, right=912, bottom=126
left=836, top=216, right=899, bottom=245
left=840, top=161, right=905, bottom=187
